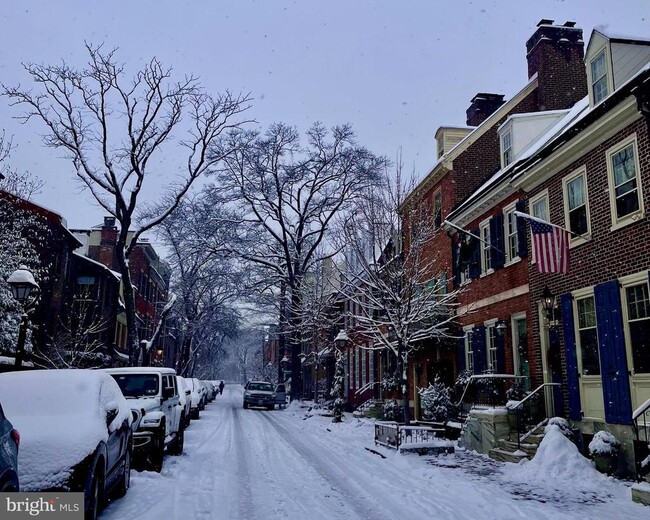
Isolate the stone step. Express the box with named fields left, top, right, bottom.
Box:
left=498, top=440, right=538, bottom=458
left=632, top=482, right=650, bottom=507
left=488, top=448, right=529, bottom=464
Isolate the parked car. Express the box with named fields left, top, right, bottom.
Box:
left=243, top=381, right=276, bottom=410
left=105, top=367, right=183, bottom=472
left=274, top=384, right=287, bottom=409
left=176, top=376, right=192, bottom=429
left=0, top=401, right=19, bottom=491
left=202, top=380, right=216, bottom=402
left=185, top=378, right=203, bottom=419
left=192, top=378, right=207, bottom=411
left=0, top=370, right=133, bottom=520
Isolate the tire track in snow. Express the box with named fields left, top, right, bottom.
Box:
left=230, top=402, right=257, bottom=520
left=259, top=411, right=392, bottom=520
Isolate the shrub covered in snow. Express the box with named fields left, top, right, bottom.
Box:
left=544, top=417, right=574, bottom=440
left=589, top=430, right=620, bottom=456
left=419, top=377, right=454, bottom=422
left=330, top=351, right=345, bottom=423
left=382, top=399, right=403, bottom=421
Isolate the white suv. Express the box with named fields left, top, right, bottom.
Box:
left=105, top=367, right=184, bottom=472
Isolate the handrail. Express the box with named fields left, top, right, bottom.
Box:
left=508, top=382, right=561, bottom=452
left=507, top=382, right=561, bottom=410
left=455, top=374, right=527, bottom=407
left=632, top=398, right=650, bottom=481
left=632, top=397, right=650, bottom=421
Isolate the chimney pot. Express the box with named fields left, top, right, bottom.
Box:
left=104, top=216, right=116, bottom=228
left=563, top=21, right=577, bottom=27
left=537, top=19, right=554, bottom=27
left=466, top=93, right=506, bottom=126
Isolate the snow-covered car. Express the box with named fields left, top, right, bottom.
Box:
left=243, top=381, right=276, bottom=410
left=176, top=376, right=192, bottom=429
left=184, top=378, right=204, bottom=419
left=0, top=370, right=133, bottom=520
left=105, top=367, right=184, bottom=472
left=192, top=378, right=207, bottom=411
left=0, top=401, right=19, bottom=491
left=202, top=380, right=216, bottom=402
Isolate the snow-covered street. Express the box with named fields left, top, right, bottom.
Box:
left=102, top=385, right=647, bottom=520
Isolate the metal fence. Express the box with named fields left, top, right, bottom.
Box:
left=374, top=422, right=444, bottom=450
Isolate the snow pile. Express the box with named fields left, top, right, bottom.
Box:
left=589, top=430, right=620, bottom=455
left=511, top=424, right=608, bottom=492
left=0, top=369, right=131, bottom=490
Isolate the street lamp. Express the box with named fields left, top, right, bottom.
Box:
left=334, top=329, right=349, bottom=350
left=7, top=266, right=39, bottom=368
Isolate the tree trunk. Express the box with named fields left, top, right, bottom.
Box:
left=289, top=286, right=303, bottom=400
left=399, top=342, right=411, bottom=425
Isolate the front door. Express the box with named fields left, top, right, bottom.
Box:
left=621, top=280, right=650, bottom=412
left=574, top=294, right=605, bottom=420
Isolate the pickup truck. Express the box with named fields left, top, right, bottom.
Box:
left=105, top=367, right=184, bottom=472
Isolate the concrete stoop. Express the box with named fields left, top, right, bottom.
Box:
left=353, top=400, right=383, bottom=419
left=489, top=424, right=546, bottom=463
left=632, top=482, right=650, bottom=506
left=488, top=447, right=528, bottom=464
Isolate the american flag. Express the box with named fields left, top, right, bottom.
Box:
left=516, top=212, right=570, bottom=274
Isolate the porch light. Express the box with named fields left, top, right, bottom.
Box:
left=496, top=321, right=508, bottom=337
left=541, top=286, right=556, bottom=322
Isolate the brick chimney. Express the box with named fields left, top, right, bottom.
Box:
left=466, top=93, right=506, bottom=126
left=526, top=19, right=587, bottom=110
left=97, top=215, right=118, bottom=269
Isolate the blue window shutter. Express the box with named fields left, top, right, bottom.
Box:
left=490, top=215, right=505, bottom=269
left=560, top=293, right=582, bottom=420
left=516, top=200, right=528, bottom=258
left=469, top=228, right=481, bottom=279
left=473, top=326, right=487, bottom=374
left=457, top=336, right=466, bottom=373
left=594, top=280, right=632, bottom=425
left=495, top=331, right=506, bottom=374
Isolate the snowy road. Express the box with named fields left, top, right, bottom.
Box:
left=103, top=385, right=647, bottom=520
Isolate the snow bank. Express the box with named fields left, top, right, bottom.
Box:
left=0, top=370, right=131, bottom=490
left=510, top=424, right=607, bottom=492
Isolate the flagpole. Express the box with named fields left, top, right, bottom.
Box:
left=513, top=210, right=589, bottom=240
left=442, top=219, right=507, bottom=255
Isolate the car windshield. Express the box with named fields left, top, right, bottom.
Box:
left=111, top=374, right=159, bottom=397
left=248, top=383, right=273, bottom=392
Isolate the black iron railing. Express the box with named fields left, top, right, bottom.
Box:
left=506, top=383, right=561, bottom=451
left=633, top=399, right=650, bottom=481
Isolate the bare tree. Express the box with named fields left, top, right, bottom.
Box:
left=210, top=123, right=387, bottom=398
left=4, top=44, right=252, bottom=364
left=336, top=164, right=461, bottom=424
left=0, top=131, right=45, bottom=200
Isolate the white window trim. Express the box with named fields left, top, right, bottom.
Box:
left=463, top=325, right=474, bottom=373
left=479, top=218, right=494, bottom=277
left=620, top=271, right=650, bottom=378
left=562, top=166, right=591, bottom=248
left=484, top=320, right=498, bottom=372
left=510, top=312, right=527, bottom=376
left=606, top=134, right=644, bottom=231
left=502, top=201, right=521, bottom=267
left=529, top=189, right=550, bottom=264
left=501, top=127, right=513, bottom=169
left=586, top=46, right=614, bottom=107
left=572, top=288, right=600, bottom=377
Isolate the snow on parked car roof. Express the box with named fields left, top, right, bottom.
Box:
left=0, top=369, right=132, bottom=491
left=104, top=367, right=176, bottom=375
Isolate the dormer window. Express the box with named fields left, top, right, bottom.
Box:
left=437, top=137, right=444, bottom=158
left=590, top=49, right=609, bottom=104
left=501, top=130, right=512, bottom=167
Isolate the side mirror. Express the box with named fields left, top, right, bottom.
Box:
left=163, top=386, right=175, bottom=400
left=105, top=402, right=119, bottom=427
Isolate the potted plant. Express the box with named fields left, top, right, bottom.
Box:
left=588, top=430, right=620, bottom=475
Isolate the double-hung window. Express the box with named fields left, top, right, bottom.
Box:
left=576, top=296, right=600, bottom=376
left=480, top=220, right=491, bottom=274
left=563, top=168, right=590, bottom=241
left=624, top=282, right=650, bottom=374
left=464, top=329, right=474, bottom=373
left=607, top=136, right=643, bottom=227
left=590, top=49, right=609, bottom=104
left=486, top=323, right=497, bottom=372
left=502, top=130, right=513, bottom=167
left=504, top=206, right=519, bottom=262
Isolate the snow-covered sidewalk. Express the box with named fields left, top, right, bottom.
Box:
left=102, top=386, right=647, bottom=520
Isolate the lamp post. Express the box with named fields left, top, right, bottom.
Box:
left=6, top=266, right=40, bottom=368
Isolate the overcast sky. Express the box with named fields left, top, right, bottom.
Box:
left=0, top=0, right=648, bottom=230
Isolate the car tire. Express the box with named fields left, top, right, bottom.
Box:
left=243, top=402, right=248, bottom=409
left=168, top=428, right=184, bottom=456
left=84, top=465, right=103, bottom=520
left=0, top=474, right=18, bottom=492
left=112, top=450, right=131, bottom=498
left=266, top=405, right=274, bottom=410
left=149, top=428, right=165, bottom=473
left=191, top=408, right=199, bottom=420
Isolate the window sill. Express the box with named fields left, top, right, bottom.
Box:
left=569, top=235, right=591, bottom=249
left=480, top=269, right=495, bottom=278
left=609, top=212, right=645, bottom=232
left=504, top=257, right=521, bottom=268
